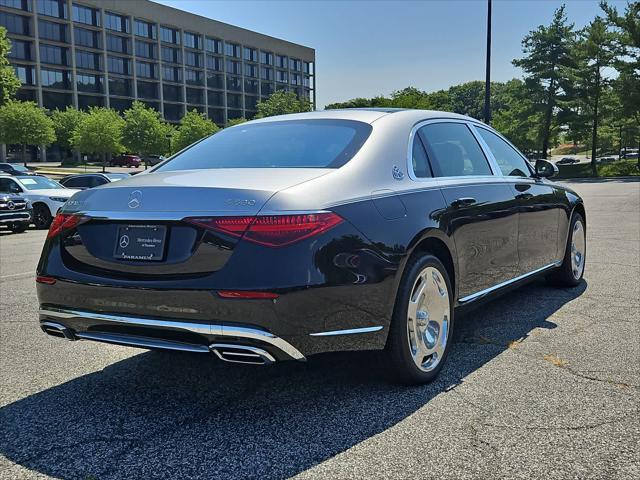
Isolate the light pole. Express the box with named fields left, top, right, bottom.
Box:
left=484, top=0, right=492, bottom=125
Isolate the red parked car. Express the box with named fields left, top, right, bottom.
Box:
left=110, top=155, right=142, bottom=168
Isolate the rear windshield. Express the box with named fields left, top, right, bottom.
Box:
left=154, top=119, right=372, bottom=171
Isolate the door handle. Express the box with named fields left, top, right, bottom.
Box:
left=450, top=197, right=476, bottom=208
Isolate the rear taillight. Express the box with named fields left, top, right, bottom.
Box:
left=47, top=214, right=87, bottom=239
left=184, top=212, right=343, bottom=247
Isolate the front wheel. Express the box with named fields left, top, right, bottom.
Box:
left=383, top=254, right=454, bottom=384
left=33, top=204, right=52, bottom=229
left=548, top=212, right=586, bottom=287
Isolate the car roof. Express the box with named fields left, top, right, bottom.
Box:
left=246, top=108, right=480, bottom=126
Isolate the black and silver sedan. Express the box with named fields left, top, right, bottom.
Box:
left=36, top=109, right=586, bottom=384
left=59, top=172, right=131, bottom=190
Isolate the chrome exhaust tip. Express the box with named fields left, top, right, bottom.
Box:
left=210, top=343, right=276, bottom=365
left=40, top=321, right=75, bottom=340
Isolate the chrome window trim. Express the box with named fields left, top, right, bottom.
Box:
left=406, top=118, right=499, bottom=182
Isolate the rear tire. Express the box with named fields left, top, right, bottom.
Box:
left=33, top=204, right=52, bottom=229
left=547, top=212, right=586, bottom=287
left=383, top=254, right=454, bottom=385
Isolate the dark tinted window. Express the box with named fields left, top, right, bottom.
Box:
left=419, top=122, right=492, bottom=177
left=62, top=176, right=90, bottom=188
left=0, top=178, right=22, bottom=193
left=412, top=134, right=431, bottom=178
left=476, top=128, right=531, bottom=177
left=156, top=120, right=372, bottom=171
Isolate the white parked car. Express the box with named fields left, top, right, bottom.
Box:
left=0, top=175, right=79, bottom=229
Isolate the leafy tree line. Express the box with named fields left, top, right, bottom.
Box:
left=327, top=2, right=639, bottom=173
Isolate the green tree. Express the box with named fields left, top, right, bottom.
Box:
left=0, top=27, right=20, bottom=106
left=513, top=6, right=576, bottom=158
left=50, top=107, right=87, bottom=162
left=0, top=100, right=55, bottom=165
left=71, top=107, right=124, bottom=172
left=492, top=79, right=542, bottom=154
left=172, top=109, right=219, bottom=152
left=255, top=91, right=311, bottom=118
left=226, top=117, right=247, bottom=127
left=122, top=101, right=172, bottom=162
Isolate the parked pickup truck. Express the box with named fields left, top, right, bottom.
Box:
left=0, top=193, right=31, bottom=233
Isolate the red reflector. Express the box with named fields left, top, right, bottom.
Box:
left=184, top=212, right=343, bottom=247
left=47, top=214, right=87, bottom=239
left=217, top=290, right=279, bottom=299
left=36, top=276, right=56, bottom=285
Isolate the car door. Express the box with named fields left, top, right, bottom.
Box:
left=416, top=121, right=519, bottom=301
left=473, top=126, right=562, bottom=274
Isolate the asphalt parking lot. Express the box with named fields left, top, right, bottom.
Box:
left=0, top=179, right=638, bottom=480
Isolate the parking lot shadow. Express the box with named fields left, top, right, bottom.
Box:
left=0, top=280, right=586, bottom=479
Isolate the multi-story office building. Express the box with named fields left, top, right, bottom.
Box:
left=0, top=0, right=315, bottom=134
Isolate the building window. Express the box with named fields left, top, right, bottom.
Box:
left=140, top=100, right=159, bottom=111
left=163, top=103, right=183, bottom=122
left=75, top=50, right=101, bottom=70
left=244, top=63, right=258, bottom=78
left=110, top=98, right=133, bottom=113
left=74, top=27, right=100, bottom=48
left=245, top=95, right=258, bottom=110
left=0, top=0, right=31, bottom=11
left=205, top=37, right=222, bottom=54
left=206, top=55, right=223, bottom=72
left=276, top=70, right=288, bottom=83
left=261, top=81, right=273, bottom=96
left=14, top=64, right=35, bottom=84
left=184, top=51, right=202, bottom=67
left=137, top=80, right=158, bottom=99
left=160, top=26, right=179, bottom=45
left=186, top=88, right=204, bottom=104
left=207, top=90, right=223, bottom=106
left=106, top=34, right=130, bottom=54
left=226, top=60, right=241, bottom=75
left=105, top=12, right=129, bottom=33
left=243, top=47, right=257, bottom=62
left=289, top=58, right=301, bottom=71
left=260, top=67, right=273, bottom=80
left=208, top=108, right=224, bottom=125
left=39, top=44, right=68, bottom=65
left=260, top=51, right=273, bottom=65
left=225, top=42, right=240, bottom=58
left=76, top=73, right=102, bottom=93
left=290, top=73, right=301, bottom=86
left=227, top=93, right=242, bottom=109
left=162, top=66, right=181, bottom=83
left=228, top=109, right=242, bottom=120
left=0, top=11, right=30, bottom=35
left=135, top=40, right=156, bottom=59
left=109, top=77, right=131, bottom=96
left=136, top=61, right=157, bottom=79
left=183, top=31, right=201, bottom=49
left=77, top=94, right=103, bottom=110
left=244, top=79, right=258, bottom=94
left=40, top=67, right=70, bottom=89
left=42, top=91, right=72, bottom=110
left=207, top=72, right=223, bottom=89
left=38, top=20, right=68, bottom=42
left=8, top=39, right=31, bottom=60
left=107, top=56, right=131, bottom=75
left=135, top=19, right=156, bottom=39
left=185, top=68, right=203, bottom=86
left=72, top=3, right=99, bottom=26
left=226, top=75, right=241, bottom=92
left=36, top=0, right=67, bottom=19
left=161, top=46, right=180, bottom=64
left=304, top=61, right=313, bottom=75
left=163, top=84, right=182, bottom=102
left=275, top=54, right=287, bottom=69
left=303, top=76, right=311, bottom=88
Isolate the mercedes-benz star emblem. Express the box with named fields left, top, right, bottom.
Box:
left=128, top=190, right=142, bottom=209
left=7, top=201, right=15, bottom=210
left=119, top=234, right=130, bottom=248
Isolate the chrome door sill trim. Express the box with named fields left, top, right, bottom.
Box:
left=39, top=307, right=305, bottom=361
left=309, top=325, right=384, bottom=337
left=458, top=262, right=561, bottom=304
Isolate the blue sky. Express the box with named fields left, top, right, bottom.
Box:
left=154, top=0, right=624, bottom=108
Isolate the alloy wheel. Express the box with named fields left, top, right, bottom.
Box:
left=571, top=219, right=586, bottom=280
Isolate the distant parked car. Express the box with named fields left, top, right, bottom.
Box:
left=0, top=163, right=37, bottom=176
left=144, top=154, right=166, bottom=166
left=111, top=155, right=141, bottom=168
left=60, top=173, right=130, bottom=190
left=622, top=152, right=639, bottom=159
left=596, top=157, right=617, bottom=163
left=0, top=175, right=79, bottom=229
left=556, top=157, right=579, bottom=165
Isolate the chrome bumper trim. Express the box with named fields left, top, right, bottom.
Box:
left=0, top=213, right=30, bottom=223
left=309, top=325, right=384, bottom=336
left=39, top=307, right=306, bottom=361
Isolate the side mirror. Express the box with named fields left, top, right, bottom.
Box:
left=534, top=159, right=558, bottom=179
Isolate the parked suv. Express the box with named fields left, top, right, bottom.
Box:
left=0, top=193, right=31, bottom=233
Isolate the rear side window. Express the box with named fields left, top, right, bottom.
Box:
left=411, top=135, right=432, bottom=178
left=155, top=119, right=373, bottom=171
left=476, top=128, right=531, bottom=177
left=63, top=177, right=88, bottom=188
left=418, top=123, right=492, bottom=177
